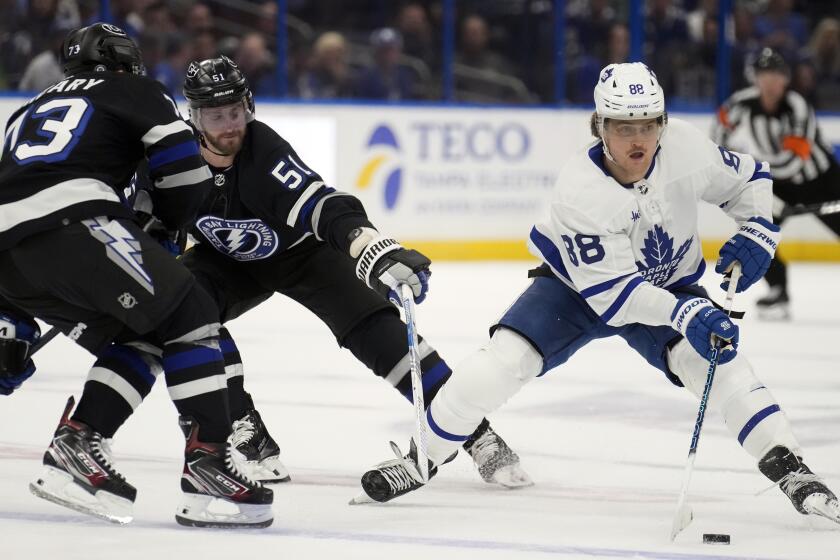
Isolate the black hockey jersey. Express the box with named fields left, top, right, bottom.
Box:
left=0, top=72, right=212, bottom=250
left=713, top=86, right=836, bottom=185
left=186, top=120, right=373, bottom=261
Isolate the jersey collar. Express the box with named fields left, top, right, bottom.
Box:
left=588, top=141, right=660, bottom=189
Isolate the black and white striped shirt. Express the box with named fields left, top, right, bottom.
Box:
left=713, top=86, right=835, bottom=185
left=0, top=71, right=212, bottom=250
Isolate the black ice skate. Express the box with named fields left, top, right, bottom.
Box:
left=758, top=446, right=840, bottom=525
left=29, top=396, right=136, bottom=524
left=756, top=286, right=790, bottom=321
left=230, top=408, right=290, bottom=483
left=463, top=419, right=533, bottom=488
left=176, top=416, right=274, bottom=528
left=351, top=439, right=446, bottom=504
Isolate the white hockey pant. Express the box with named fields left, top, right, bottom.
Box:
left=426, top=328, right=543, bottom=465
left=666, top=339, right=800, bottom=460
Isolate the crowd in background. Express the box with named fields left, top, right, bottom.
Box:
left=1, top=0, right=838, bottom=109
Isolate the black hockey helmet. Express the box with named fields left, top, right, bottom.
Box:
left=60, top=22, right=145, bottom=77
left=183, top=56, right=254, bottom=112
left=753, top=47, right=789, bottom=75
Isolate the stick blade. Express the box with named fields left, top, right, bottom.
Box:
left=669, top=503, right=693, bottom=541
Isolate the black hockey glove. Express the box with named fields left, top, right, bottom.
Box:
left=352, top=231, right=431, bottom=305
left=138, top=213, right=187, bottom=257
left=0, top=313, right=40, bottom=396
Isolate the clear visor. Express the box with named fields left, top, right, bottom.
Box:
left=607, top=120, right=662, bottom=139
left=192, top=100, right=254, bottom=133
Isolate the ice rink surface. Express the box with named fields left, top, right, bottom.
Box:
left=1, top=261, right=838, bottom=560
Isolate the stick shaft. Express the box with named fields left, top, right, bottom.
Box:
left=399, top=283, right=429, bottom=483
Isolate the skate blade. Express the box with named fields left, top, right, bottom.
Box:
left=804, top=495, right=840, bottom=525
left=756, top=305, right=790, bottom=322
left=348, top=491, right=378, bottom=505
left=175, top=493, right=274, bottom=529
left=489, top=464, right=535, bottom=489
left=29, top=467, right=134, bottom=525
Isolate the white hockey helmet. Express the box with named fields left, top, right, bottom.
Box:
left=594, top=62, right=666, bottom=121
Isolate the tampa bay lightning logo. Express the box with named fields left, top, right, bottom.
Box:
left=635, top=225, right=692, bottom=286
left=196, top=216, right=279, bottom=261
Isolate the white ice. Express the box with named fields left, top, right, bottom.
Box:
left=2, top=261, right=838, bottom=560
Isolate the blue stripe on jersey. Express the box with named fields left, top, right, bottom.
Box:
left=148, top=141, right=200, bottom=171
left=529, top=227, right=571, bottom=281
left=105, top=345, right=155, bottom=386
left=669, top=259, right=706, bottom=290
left=748, top=160, right=772, bottom=182
left=738, top=404, right=781, bottom=445
left=427, top=409, right=470, bottom=442
left=163, top=346, right=222, bottom=373
left=579, top=272, right=637, bottom=299
left=599, top=276, right=645, bottom=323
left=298, top=185, right=336, bottom=230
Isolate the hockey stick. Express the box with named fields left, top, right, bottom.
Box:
left=31, top=326, right=59, bottom=355
left=670, top=262, right=742, bottom=542
left=399, top=283, right=430, bottom=483
left=779, top=199, right=840, bottom=220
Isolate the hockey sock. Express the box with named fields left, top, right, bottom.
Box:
left=219, top=327, right=254, bottom=419
left=426, top=328, right=542, bottom=464
left=763, top=257, right=787, bottom=291
left=73, top=344, right=160, bottom=437
left=343, top=309, right=453, bottom=406
left=668, top=340, right=801, bottom=459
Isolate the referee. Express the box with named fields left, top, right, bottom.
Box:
left=713, top=47, right=840, bottom=320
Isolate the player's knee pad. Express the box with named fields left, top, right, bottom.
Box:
left=435, top=328, right=543, bottom=421
left=667, top=339, right=800, bottom=459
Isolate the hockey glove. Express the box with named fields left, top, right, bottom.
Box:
left=671, top=298, right=738, bottom=364
left=139, top=213, right=187, bottom=257
left=716, top=217, right=780, bottom=293
left=352, top=230, right=431, bottom=305
left=0, top=313, right=40, bottom=395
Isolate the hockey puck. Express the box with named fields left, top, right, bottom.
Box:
left=702, top=533, right=730, bottom=545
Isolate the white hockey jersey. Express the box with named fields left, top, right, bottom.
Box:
left=528, top=118, right=773, bottom=328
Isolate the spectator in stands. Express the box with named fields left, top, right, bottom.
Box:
left=298, top=31, right=353, bottom=99
left=17, top=23, right=69, bottom=92
left=606, top=23, right=630, bottom=65
left=754, top=0, right=808, bottom=56
left=192, top=29, right=219, bottom=62
left=456, top=14, right=515, bottom=77
left=355, top=28, right=419, bottom=101
left=396, top=2, right=437, bottom=72
left=142, top=0, right=176, bottom=36
left=567, top=0, right=616, bottom=61
left=645, top=0, right=690, bottom=96
left=803, top=18, right=840, bottom=109
left=236, top=32, right=277, bottom=95
left=186, top=2, right=214, bottom=35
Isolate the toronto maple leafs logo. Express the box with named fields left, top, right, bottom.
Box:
left=635, top=225, right=692, bottom=286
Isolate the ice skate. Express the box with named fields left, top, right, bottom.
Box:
left=175, top=416, right=274, bottom=528
left=758, top=446, right=840, bottom=525
left=230, top=408, right=290, bottom=483
left=29, top=397, right=136, bottom=524
left=756, top=286, right=790, bottom=321
left=351, top=439, right=442, bottom=505
left=463, top=419, right=533, bottom=488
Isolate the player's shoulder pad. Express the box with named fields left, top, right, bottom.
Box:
left=660, top=118, right=720, bottom=171
left=784, top=89, right=810, bottom=120
left=553, top=145, right=636, bottom=230
left=244, top=120, right=294, bottom=160
left=726, top=85, right=760, bottom=106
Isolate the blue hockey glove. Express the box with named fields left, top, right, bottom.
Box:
left=671, top=298, right=739, bottom=364
left=353, top=232, right=431, bottom=305
left=0, top=313, right=40, bottom=396
left=716, top=217, right=780, bottom=293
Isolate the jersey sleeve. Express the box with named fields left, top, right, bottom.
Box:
left=242, top=135, right=374, bottom=253
left=529, top=198, right=678, bottom=328
left=117, top=79, right=212, bottom=230
left=696, top=129, right=774, bottom=226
